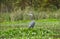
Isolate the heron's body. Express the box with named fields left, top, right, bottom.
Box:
left=29, top=20, right=35, bottom=28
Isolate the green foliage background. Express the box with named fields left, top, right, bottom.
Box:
left=0, top=0, right=60, bottom=22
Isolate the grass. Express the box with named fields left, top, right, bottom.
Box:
left=0, top=19, right=60, bottom=39
left=0, top=28, right=55, bottom=39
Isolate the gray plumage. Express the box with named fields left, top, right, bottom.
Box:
left=29, top=20, right=35, bottom=28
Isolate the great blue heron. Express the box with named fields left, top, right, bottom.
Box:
left=28, top=13, right=35, bottom=28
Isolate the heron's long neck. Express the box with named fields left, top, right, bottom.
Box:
left=30, top=16, right=34, bottom=20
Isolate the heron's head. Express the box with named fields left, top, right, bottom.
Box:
left=28, top=13, right=33, bottom=17
left=28, top=13, right=33, bottom=20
